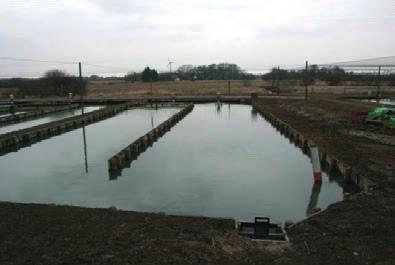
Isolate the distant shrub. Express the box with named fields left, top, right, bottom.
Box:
left=326, top=75, right=342, bottom=86
left=243, top=80, right=252, bottom=87
left=1, top=69, right=86, bottom=97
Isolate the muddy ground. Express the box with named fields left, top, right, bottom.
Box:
left=0, top=96, right=394, bottom=265
left=288, top=192, right=395, bottom=265
left=257, top=97, right=394, bottom=191
left=0, top=202, right=288, bottom=265
left=255, top=96, right=395, bottom=265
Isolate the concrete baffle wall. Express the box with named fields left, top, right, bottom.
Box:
left=0, top=104, right=81, bottom=126
left=251, top=98, right=372, bottom=192
left=108, top=104, right=194, bottom=176
left=0, top=101, right=147, bottom=156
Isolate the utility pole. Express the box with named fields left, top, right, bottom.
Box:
left=150, top=75, right=153, bottom=98
left=228, top=64, right=233, bottom=96
left=79, top=62, right=84, bottom=115
left=377, top=65, right=381, bottom=105
left=9, top=93, right=14, bottom=113
left=277, top=66, right=280, bottom=96
left=79, top=62, right=88, bottom=173
left=305, top=61, right=309, bottom=100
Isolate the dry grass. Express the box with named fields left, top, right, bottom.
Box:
left=1, top=80, right=394, bottom=99
left=86, top=80, right=268, bottom=98
left=86, top=80, right=395, bottom=99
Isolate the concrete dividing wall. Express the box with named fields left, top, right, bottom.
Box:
left=108, top=104, right=194, bottom=178
left=8, top=96, right=251, bottom=106
left=251, top=99, right=372, bottom=192
left=0, top=101, right=147, bottom=156
left=0, top=105, right=81, bottom=126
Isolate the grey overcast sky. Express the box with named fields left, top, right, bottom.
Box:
left=1, top=0, right=395, bottom=77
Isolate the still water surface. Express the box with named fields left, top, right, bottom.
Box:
left=0, top=106, right=102, bottom=134
left=0, top=104, right=343, bottom=222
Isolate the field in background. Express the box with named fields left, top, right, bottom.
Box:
left=87, top=80, right=266, bottom=98
left=1, top=80, right=395, bottom=99
left=86, top=80, right=395, bottom=98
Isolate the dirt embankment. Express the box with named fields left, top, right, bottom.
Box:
left=254, top=97, right=395, bottom=265
left=288, top=193, right=395, bottom=265
left=0, top=202, right=290, bottom=265
left=263, top=97, right=394, bottom=190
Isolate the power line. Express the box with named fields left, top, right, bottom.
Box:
left=0, top=57, right=137, bottom=77
left=83, top=63, right=131, bottom=72
left=0, top=56, right=136, bottom=73
left=2, top=56, right=395, bottom=77
left=318, top=56, right=395, bottom=67
left=300, top=15, right=395, bottom=21
left=0, top=56, right=78, bottom=65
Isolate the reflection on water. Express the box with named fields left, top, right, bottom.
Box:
left=251, top=107, right=258, bottom=122
left=0, top=104, right=345, bottom=222
left=150, top=111, right=155, bottom=129
left=82, top=124, right=88, bottom=173
left=306, top=181, right=322, bottom=216
left=216, top=102, right=222, bottom=113
left=0, top=106, right=103, bottom=135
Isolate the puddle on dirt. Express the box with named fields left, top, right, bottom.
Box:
left=0, top=112, right=26, bottom=118
left=0, top=104, right=347, bottom=222
left=0, top=106, right=103, bottom=134
left=362, top=98, right=395, bottom=106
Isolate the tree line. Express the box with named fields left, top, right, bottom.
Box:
left=0, top=70, right=86, bottom=97
left=124, top=67, right=159, bottom=82
left=262, top=65, right=395, bottom=86
left=2, top=64, right=394, bottom=97
left=123, top=63, right=256, bottom=82
left=175, top=63, right=256, bottom=81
